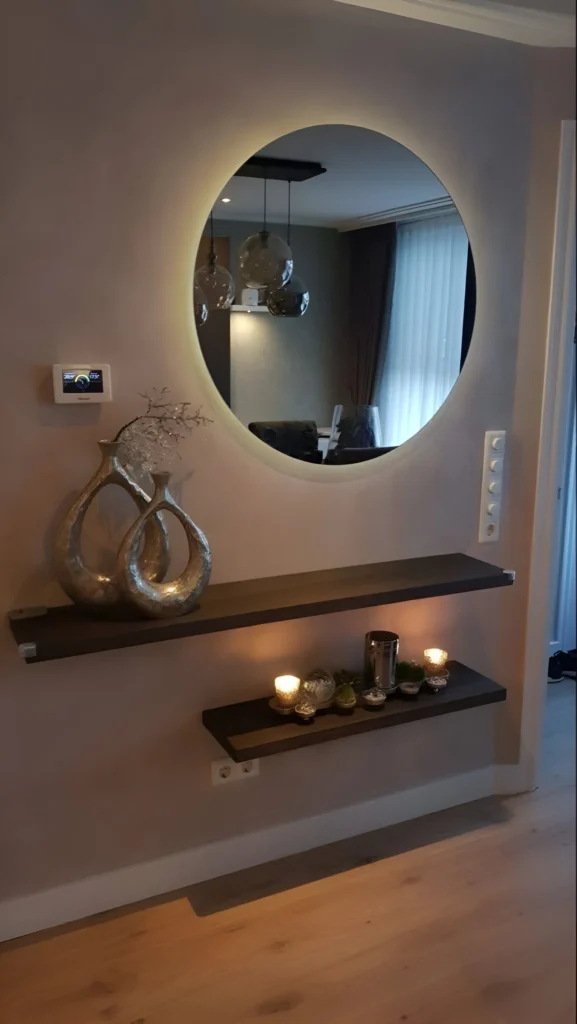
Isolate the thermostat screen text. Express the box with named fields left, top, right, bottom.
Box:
left=62, top=370, right=104, bottom=394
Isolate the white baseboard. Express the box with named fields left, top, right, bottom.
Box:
left=493, top=761, right=533, bottom=795
left=0, top=765, right=519, bottom=943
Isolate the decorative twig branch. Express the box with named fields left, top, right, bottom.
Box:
left=114, top=388, right=212, bottom=474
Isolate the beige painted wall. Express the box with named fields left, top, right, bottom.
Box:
left=0, top=0, right=573, bottom=902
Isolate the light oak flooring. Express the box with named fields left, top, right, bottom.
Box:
left=1, top=682, right=574, bottom=1024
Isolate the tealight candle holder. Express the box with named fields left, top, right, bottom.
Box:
left=362, top=687, right=387, bottom=710
left=399, top=681, right=422, bottom=700
left=294, top=700, right=316, bottom=723
left=426, top=673, right=448, bottom=693
left=424, top=648, right=449, bottom=676
left=269, top=674, right=301, bottom=715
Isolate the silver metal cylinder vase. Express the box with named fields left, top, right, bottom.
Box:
left=364, top=630, right=400, bottom=694
left=117, top=472, right=212, bottom=618
left=54, top=441, right=170, bottom=609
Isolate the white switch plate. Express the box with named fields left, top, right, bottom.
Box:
left=479, top=430, right=506, bottom=543
left=211, top=757, right=260, bottom=786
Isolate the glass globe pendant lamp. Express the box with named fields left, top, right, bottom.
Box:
left=194, top=212, right=235, bottom=310
left=267, top=182, right=309, bottom=318
left=267, top=274, right=310, bottom=317
left=239, top=178, right=293, bottom=289
left=193, top=281, right=209, bottom=329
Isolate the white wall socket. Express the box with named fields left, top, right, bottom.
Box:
left=479, top=430, right=506, bottom=543
left=211, top=757, right=260, bottom=786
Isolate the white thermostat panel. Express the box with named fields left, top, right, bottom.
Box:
left=52, top=364, right=112, bottom=404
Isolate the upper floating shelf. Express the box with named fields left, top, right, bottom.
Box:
left=8, top=553, right=514, bottom=665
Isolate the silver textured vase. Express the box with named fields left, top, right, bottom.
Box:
left=117, top=472, right=211, bottom=618
left=54, top=441, right=170, bottom=609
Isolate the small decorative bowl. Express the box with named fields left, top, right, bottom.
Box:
left=399, top=681, right=422, bottom=700
left=362, top=687, right=387, bottom=710
left=426, top=670, right=449, bottom=693
left=294, top=700, right=317, bottom=722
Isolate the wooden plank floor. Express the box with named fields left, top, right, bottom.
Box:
left=1, top=682, right=574, bottom=1024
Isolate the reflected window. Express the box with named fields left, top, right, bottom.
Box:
left=377, top=212, right=469, bottom=448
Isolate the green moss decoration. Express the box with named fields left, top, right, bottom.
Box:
left=334, top=669, right=361, bottom=691
left=396, top=660, right=425, bottom=683
left=335, top=682, right=357, bottom=705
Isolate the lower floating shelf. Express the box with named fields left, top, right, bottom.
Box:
left=202, top=661, right=506, bottom=762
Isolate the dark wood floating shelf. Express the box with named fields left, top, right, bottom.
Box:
left=203, top=662, right=506, bottom=761
left=8, top=553, right=513, bottom=665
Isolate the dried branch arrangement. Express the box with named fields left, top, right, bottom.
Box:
left=114, top=388, right=211, bottom=474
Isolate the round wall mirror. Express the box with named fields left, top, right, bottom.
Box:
left=194, top=124, right=476, bottom=467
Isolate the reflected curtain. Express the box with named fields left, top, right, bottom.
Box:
left=460, top=245, right=477, bottom=369
left=377, top=212, right=469, bottom=448
left=348, top=223, right=397, bottom=404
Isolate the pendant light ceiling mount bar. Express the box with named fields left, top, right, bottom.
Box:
left=235, top=156, right=326, bottom=183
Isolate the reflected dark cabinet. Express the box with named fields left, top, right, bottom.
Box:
left=195, top=235, right=231, bottom=407
left=197, top=309, right=231, bottom=407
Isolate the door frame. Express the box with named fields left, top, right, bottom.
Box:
left=520, top=119, right=576, bottom=791
left=550, top=348, right=576, bottom=654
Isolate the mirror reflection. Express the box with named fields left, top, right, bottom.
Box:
left=194, top=125, right=475, bottom=465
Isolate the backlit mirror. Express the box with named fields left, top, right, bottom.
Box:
left=194, top=125, right=475, bottom=466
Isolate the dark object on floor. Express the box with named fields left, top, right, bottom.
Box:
left=548, top=649, right=577, bottom=683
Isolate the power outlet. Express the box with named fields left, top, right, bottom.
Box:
left=211, top=757, right=260, bottom=786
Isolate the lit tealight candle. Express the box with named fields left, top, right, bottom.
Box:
left=424, top=648, right=448, bottom=676
left=274, top=674, right=301, bottom=709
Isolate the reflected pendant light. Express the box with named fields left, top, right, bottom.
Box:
left=194, top=212, right=235, bottom=310
left=239, top=178, right=293, bottom=289
left=194, top=281, right=209, bottom=329
left=267, top=181, right=310, bottom=318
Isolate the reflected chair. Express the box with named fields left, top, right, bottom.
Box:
left=248, top=421, right=323, bottom=463
left=325, top=446, right=396, bottom=465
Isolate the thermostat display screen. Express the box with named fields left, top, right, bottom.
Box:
left=53, top=363, right=112, bottom=403
left=62, top=369, right=104, bottom=394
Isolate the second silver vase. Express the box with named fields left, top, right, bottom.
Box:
left=118, top=472, right=212, bottom=618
